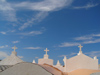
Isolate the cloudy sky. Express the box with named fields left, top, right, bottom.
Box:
left=0, top=0, right=100, bottom=65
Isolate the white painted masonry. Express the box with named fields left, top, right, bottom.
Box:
left=38, top=48, right=53, bottom=65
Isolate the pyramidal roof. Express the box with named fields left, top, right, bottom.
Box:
left=0, top=46, right=23, bottom=65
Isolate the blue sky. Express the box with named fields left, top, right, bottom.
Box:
left=0, top=0, right=100, bottom=65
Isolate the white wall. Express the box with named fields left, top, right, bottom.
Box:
left=38, top=59, right=53, bottom=65
left=64, top=54, right=98, bottom=72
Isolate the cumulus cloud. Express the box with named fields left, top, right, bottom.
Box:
left=0, top=51, right=8, bottom=59
left=24, top=47, right=41, bottom=49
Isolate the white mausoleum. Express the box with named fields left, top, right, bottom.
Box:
left=36, top=45, right=99, bottom=72
left=0, top=46, right=23, bottom=65
left=63, top=45, right=99, bottom=72
left=38, top=48, right=53, bottom=65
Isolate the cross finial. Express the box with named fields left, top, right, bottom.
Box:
left=12, top=46, right=17, bottom=51
left=78, top=44, right=83, bottom=51
left=44, top=48, right=49, bottom=55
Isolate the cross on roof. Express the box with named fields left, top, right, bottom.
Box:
left=78, top=44, right=83, bottom=51
left=12, top=46, right=17, bottom=51
left=44, top=48, right=49, bottom=55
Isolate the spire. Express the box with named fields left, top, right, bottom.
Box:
left=78, top=44, right=83, bottom=55
left=32, top=60, right=36, bottom=63
left=56, top=60, right=61, bottom=66
left=63, top=56, right=67, bottom=65
left=44, top=48, right=49, bottom=55
left=64, top=56, right=67, bottom=60
left=94, top=56, right=97, bottom=60
left=63, top=56, right=67, bottom=72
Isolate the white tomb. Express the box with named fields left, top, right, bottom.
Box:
left=38, top=48, right=53, bottom=65
left=0, top=46, right=23, bottom=65
left=63, top=45, right=99, bottom=72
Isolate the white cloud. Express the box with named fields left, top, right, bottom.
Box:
left=74, top=36, right=93, bottom=40
left=9, top=30, right=16, bottom=33
left=59, top=33, right=100, bottom=47
left=24, top=47, right=41, bottom=49
left=0, top=31, right=6, bottom=34
left=58, top=55, right=68, bottom=57
left=0, top=30, right=16, bottom=35
left=92, top=34, right=100, bottom=37
left=0, top=45, right=8, bottom=48
left=0, top=0, right=17, bottom=21
left=18, top=31, right=43, bottom=36
left=5, top=45, right=8, bottom=47
left=1, top=0, right=73, bottom=29
left=17, top=0, right=73, bottom=30
left=73, top=3, right=98, bottom=9
left=85, top=51, right=100, bottom=57
left=12, top=41, right=20, bottom=44
left=58, top=53, right=77, bottom=58
left=14, top=0, right=73, bottom=11
left=0, top=51, right=8, bottom=59
left=74, top=33, right=100, bottom=41
left=59, top=42, right=79, bottom=47
left=18, top=56, right=23, bottom=58
left=19, top=12, right=48, bottom=30
left=83, top=39, right=100, bottom=44
left=59, top=38, right=100, bottom=47
left=70, top=52, right=77, bottom=56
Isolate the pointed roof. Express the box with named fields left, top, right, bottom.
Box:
left=56, top=60, right=61, bottom=66
left=32, top=60, right=36, bottom=63
left=63, top=56, right=67, bottom=62
left=0, top=46, right=23, bottom=65
left=94, top=56, right=97, bottom=60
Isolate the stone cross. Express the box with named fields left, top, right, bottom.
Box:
left=44, top=48, right=49, bottom=55
left=12, top=46, right=17, bottom=51
left=78, top=44, right=83, bottom=51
